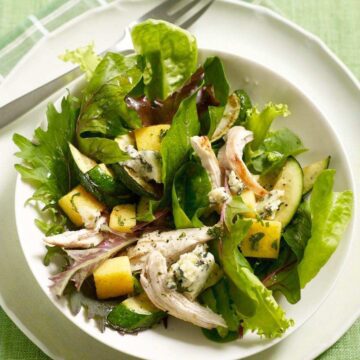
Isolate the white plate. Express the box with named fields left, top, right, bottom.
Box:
left=14, top=46, right=356, bottom=360
left=0, top=1, right=359, bottom=360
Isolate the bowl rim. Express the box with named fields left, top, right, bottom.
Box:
left=14, top=47, right=356, bottom=359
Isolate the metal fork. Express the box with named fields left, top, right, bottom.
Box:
left=0, top=0, right=214, bottom=128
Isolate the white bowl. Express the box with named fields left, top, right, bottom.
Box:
left=15, top=48, right=355, bottom=360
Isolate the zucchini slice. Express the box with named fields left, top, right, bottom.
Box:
left=302, top=156, right=330, bottom=195
left=273, top=157, right=303, bottom=227
left=112, top=164, right=161, bottom=200
left=69, top=144, right=134, bottom=207
left=87, top=164, right=128, bottom=195
left=107, top=293, right=165, bottom=333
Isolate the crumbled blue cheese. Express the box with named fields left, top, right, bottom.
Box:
left=115, top=134, right=135, bottom=152
left=228, top=170, right=245, bottom=195
left=166, top=244, right=215, bottom=300
left=256, top=189, right=285, bottom=219
left=208, top=187, right=230, bottom=205
left=120, top=145, right=162, bottom=183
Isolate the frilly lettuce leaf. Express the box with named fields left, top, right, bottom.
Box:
left=13, top=95, right=79, bottom=234
left=222, top=218, right=294, bottom=338
left=246, top=102, right=290, bottom=150
left=298, top=170, right=353, bottom=288
left=248, top=128, right=306, bottom=174
left=172, top=161, right=212, bottom=229
left=59, top=43, right=101, bottom=80
left=131, top=19, right=197, bottom=100
left=77, top=53, right=143, bottom=162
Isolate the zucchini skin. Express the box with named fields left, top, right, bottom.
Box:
left=107, top=295, right=166, bottom=333
left=72, top=160, right=134, bottom=208
left=273, top=157, right=303, bottom=228
left=87, top=165, right=128, bottom=195
left=111, top=164, right=161, bottom=200
left=302, top=156, right=330, bottom=195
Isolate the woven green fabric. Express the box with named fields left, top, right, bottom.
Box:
left=0, top=0, right=359, bottom=359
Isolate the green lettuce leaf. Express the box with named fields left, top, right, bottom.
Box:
left=283, top=201, right=312, bottom=261
left=77, top=138, right=129, bottom=164
left=222, top=218, right=293, bottom=337
left=298, top=170, right=353, bottom=288
left=59, top=43, right=101, bottom=80
left=249, top=128, right=306, bottom=174
left=200, top=56, right=230, bottom=136
left=246, top=102, right=290, bottom=151
left=203, top=56, right=229, bottom=106
left=131, top=19, right=197, bottom=100
left=13, top=95, right=79, bottom=233
left=200, top=278, right=240, bottom=342
left=172, top=161, right=212, bottom=228
left=224, top=195, right=251, bottom=229
left=77, top=53, right=143, bottom=162
left=234, top=89, right=252, bottom=126
left=160, top=93, right=200, bottom=206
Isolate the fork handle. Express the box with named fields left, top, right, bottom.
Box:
left=0, top=27, right=133, bottom=129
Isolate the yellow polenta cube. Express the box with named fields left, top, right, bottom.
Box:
left=134, top=124, right=171, bottom=151
left=94, top=256, right=133, bottom=299
left=109, top=204, right=136, bottom=233
left=58, top=185, right=105, bottom=227
left=240, top=190, right=257, bottom=218
left=240, top=219, right=282, bottom=259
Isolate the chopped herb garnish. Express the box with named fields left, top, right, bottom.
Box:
left=249, top=232, right=265, bottom=251
left=207, top=226, right=223, bottom=240
left=70, top=192, right=81, bottom=212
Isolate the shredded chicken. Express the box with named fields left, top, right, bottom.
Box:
left=191, top=136, right=221, bottom=189
left=218, top=126, right=268, bottom=197
left=140, top=251, right=227, bottom=329
left=127, top=226, right=215, bottom=271
left=44, top=217, right=106, bottom=249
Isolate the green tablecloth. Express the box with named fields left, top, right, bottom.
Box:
left=0, top=0, right=359, bottom=359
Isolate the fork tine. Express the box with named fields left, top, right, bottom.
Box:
left=135, top=0, right=178, bottom=24
left=176, top=0, right=214, bottom=29
left=171, top=0, right=200, bottom=18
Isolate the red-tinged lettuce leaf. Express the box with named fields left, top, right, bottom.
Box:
left=13, top=94, right=79, bottom=234
left=261, top=245, right=300, bottom=305
left=65, top=279, right=118, bottom=332
left=50, top=236, right=137, bottom=296
left=125, top=67, right=205, bottom=126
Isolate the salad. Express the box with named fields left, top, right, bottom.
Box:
left=13, top=19, right=353, bottom=342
